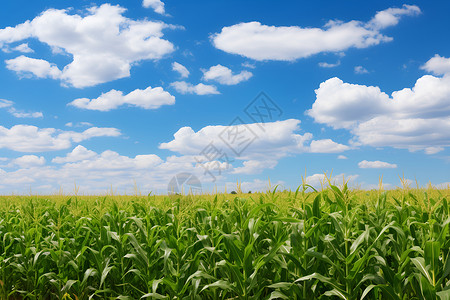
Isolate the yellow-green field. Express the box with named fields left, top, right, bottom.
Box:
left=0, top=184, right=449, bottom=299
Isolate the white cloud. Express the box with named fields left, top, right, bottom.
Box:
left=242, top=62, right=256, bottom=69
left=8, top=109, right=43, bottom=118
left=232, top=159, right=278, bottom=174
left=306, top=70, right=450, bottom=153
left=13, top=155, right=46, bottom=168
left=421, top=54, right=450, bottom=76
left=0, top=99, right=13, bottom=109
left=307, top=77, right=389, bottom=129
left=172, top=62, right=189, bottom=78
left=318, top=61, right=340, bottom=68
left=368, top=5, right=421, bottom=29
left=142, top=0, right=165, bottom=15
left=358, top=160, right=397, bottom=169
left=0, top=98, right=43, bottom=118
left=170, top=81, right=219, bottom=95
left=0, top=4, right=175, bottom=87
left=305, top=173, right=359, bottom=190
left=13, top=43, right=34, bottom=53
left=69, top=86, right=175, bottom=111
left=309, top=139, right=350, bottom=153
left=354, top=65, right=369, bottom=74
left=338, top=155, right=348, bottom=159
left=0, top=147, right=208, bottom=194
left=0, top=125, right=120, bottom=152
left=202, top=64, right=253, bottom=85
left=212, top=5, right=420, bottom=61
left=160, top=119, right=347, bottom=174
left=6, top=55, right=61, bottom=79
left=52, top=145, right=97, bottom=163
left=424, top=147, right=444, bottom=155
left=65, top=122, right=93, bottom=128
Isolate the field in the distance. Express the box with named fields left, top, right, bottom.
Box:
left=0, top=185, right=449, bottom=299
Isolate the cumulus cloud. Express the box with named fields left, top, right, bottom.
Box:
left=160, top=118, right=348, bottom=176
left=0, top=147, right=208, bottom=194
left=160, top=119, right=309, bottom=158
left=52, top=145, right=97, bottom=163
left=307, top=67, right=450, bottom=153
left=232, top=159, right=278, bottom=175
left=170, top=81, right=219, bottom=95
left=368, top=4, right=421, bottom=29
left=421, top=54, right=450, bottom=76
left=6, top=55, right=61, bottom=79
left=142, top=0, right=165, bottom=15
left=212, top=5, right=420, bottom=61
left=0, top=125, right=120, bottom=152
left=202, top=64, right=253, bottom=85
left=309, top=139, right=350, bottom=153
left=172, top=62, right=190, bottom=78
left=69, top=86, right=175, bottom=111
left=13, top=155, right=46, bottom=168
left=358, top=160, right=397, bottom=169
left=0, top=98, right=43, bottom=118
left=305, top=173, right=359, bottom=190
left=0, top=4, right=175, bottom=87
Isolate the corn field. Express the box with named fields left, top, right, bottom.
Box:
left=0, top=184, right=449, bottom=299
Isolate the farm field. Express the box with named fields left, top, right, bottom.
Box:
left=0, top=185, right=449, bottom=299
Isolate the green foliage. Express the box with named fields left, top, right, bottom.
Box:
left=0, top=186, right=449, bottom=299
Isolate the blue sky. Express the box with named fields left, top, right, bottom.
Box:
left=0, top=0, right=449, bottom=194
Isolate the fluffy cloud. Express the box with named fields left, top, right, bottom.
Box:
left=307, top=68, right=450, bottom=153
left=0, top=4, right=175, bottom=87
left=358, top=160, right=397, bottom=169
left=172, top=62, right=190, bottom=78
left=0, top=125, right=120, bottom=152
left=421, top=54, right=450, bottom=76
left=160, top=119, right=308, bottom=158
left=212, top=5, right=420, bottom=61
left=170, top=81, right=219, bottom=95
left=202, top=64, right=253, bottom=85
left=69, top=86, right=175, bottom=111
left=0, top=147, right=207, bottom=194
left=6, top=55, right=61, bottom=79
left=161, top=119, right=348, bottom=164
left=52, top=145, right=97, bottom=163
left=13, top=155, right=46, bottom=168
left=305, top=173, right=359, bottom=189
left=232, top=159, right=278, bottom=175
left=142, top=0, right=165, bottom=15
left=0, top=98, right=43, bottom=118
left=309, top=139, right=350, bottom=153
left=368, top=5, right=421, bottom=29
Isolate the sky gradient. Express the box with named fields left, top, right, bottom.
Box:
left=0, top=0, right=449, bottom=194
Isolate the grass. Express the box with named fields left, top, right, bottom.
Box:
left=0, top=183, right=449, bottom=299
